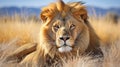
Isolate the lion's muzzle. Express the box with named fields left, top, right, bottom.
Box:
left=55, top=27, right=75, bottom=53
left=56, top=35, right=74, bottom=53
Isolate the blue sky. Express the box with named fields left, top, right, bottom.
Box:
left=0, top=0, right=120, bottom=8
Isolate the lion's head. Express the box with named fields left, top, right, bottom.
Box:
left=39, top=0, right=103, bottom=58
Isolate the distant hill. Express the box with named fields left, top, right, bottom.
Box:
left=87, top=6, right=120, bottom=16
left=0, top=6, right=120, bottom=16
left=0, top=7, right=41, bottom=16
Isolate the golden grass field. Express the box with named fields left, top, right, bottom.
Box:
left=0, top=14, right=120, bottom=67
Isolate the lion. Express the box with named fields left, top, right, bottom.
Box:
left=5, top=0, right=103, bottom=67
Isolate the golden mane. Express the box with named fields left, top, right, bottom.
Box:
left=41, top=0, right=87, bottom=22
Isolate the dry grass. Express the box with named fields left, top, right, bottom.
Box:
left=0, top=16, right=41, bottom=46
left=89, top=16, right=120, bottom=44
left=0, top=14, right=120, bottom=67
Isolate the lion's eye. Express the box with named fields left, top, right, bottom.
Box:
left=70, top=24, right=75, bottom=30
left=54, top=25, right=60, bottom=30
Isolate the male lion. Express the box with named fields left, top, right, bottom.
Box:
left=6, top=0, right=103, bottom=67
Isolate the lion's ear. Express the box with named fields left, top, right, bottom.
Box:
left=40, top=10, right=50, bottom=22
left=40, top=4, right=57, bottom=23
left=69, top=2, right=88, bottom=20
left=40, top=8, right=55, bottom=22
left=40, top=11, right=47, bottom=22
left=73, top=9, right=88, bottom=20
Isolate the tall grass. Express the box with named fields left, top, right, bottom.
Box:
left=0, top=16, right=41, bottom=46
left=0, top=14, right=120, bottom=67
left=89, top=16, right=120, bottom=44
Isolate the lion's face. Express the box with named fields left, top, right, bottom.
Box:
left=51, top=14, right=88, bottom=53
left=40, top=1, right=90, bottom=54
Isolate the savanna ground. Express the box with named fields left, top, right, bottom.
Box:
left=0, top=13, right=120, bottom=67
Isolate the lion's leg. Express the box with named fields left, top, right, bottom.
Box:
left=20, top=49, right=45, bottom=67
left=5, top=43, right=37, bottom=62
left=20, top=51, right=38, bottom=67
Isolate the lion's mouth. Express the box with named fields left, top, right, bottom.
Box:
left=58, top=45, right=72, bottom=53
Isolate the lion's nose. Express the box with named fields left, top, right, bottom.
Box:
left=59, top=36, right=70, bottom=41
